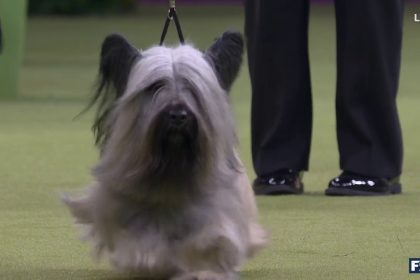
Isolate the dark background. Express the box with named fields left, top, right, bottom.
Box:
left=28, top=0, right=420, bottom=15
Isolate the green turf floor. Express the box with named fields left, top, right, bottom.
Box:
left=1, top=5, right=420, bottom=280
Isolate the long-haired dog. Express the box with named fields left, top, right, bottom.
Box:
left=63, top=31, right=266, bottom=280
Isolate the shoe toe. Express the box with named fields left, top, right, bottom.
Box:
left=253, top=171, right=304, bottom=195
left=326, top=173, right=401, bottom=196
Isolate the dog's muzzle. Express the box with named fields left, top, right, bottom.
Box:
left=164, top=103, right=194, bottom=132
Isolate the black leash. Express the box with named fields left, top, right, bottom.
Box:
left=159, top=0, right=185, bottom=45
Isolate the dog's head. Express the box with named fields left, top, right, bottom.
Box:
left=90, top=32, right=243, bottom=186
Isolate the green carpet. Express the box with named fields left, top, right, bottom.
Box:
left=1, top=5, right=419, bottom=280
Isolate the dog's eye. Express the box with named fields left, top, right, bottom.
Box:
left=145, top=81, right=165, bottom=94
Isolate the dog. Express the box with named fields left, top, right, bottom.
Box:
left=62, top=31, right=266, bottom=280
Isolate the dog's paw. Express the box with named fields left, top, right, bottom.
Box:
left=171, top=271, right=238, bottom=280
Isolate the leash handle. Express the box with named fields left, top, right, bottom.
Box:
left=159, top=1, right=185, bottom=46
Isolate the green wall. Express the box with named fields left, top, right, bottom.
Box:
left=0, top=0, right=27, bottom=98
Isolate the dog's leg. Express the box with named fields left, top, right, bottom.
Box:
left=173, top=233, right=242, bottom=280
left=234, top=166, right=268, bottom=256
left=171, top=270, right=238, bottom=280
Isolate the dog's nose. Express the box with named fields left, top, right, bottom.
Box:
left=167, top=104, right=190, bottom=126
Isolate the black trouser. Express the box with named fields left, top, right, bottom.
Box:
left=245, top=0, right=404, bottom=179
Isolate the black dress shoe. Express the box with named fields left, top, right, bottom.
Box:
left=253, top=170, right=304, bottom=195
left=325, top=172, right=402, bottom=196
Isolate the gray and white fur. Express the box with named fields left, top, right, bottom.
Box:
left=63, top=31, right=266, bottom=280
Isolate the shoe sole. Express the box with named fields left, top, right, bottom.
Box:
left=325, top=183, right=402, bottom=196
left=254, top=184, right=304, bottom=195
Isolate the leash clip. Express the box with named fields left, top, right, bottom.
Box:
left=167, top=8, right=174, bottom=20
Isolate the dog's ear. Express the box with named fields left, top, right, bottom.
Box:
left=90, top=34, right=141, bottom=147
left=204, top=31, right=244, bottom=91
left=98, top=33, right=141, bottom=98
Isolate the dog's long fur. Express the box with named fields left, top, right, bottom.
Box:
left=63, top=31, right=266, bottom=280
